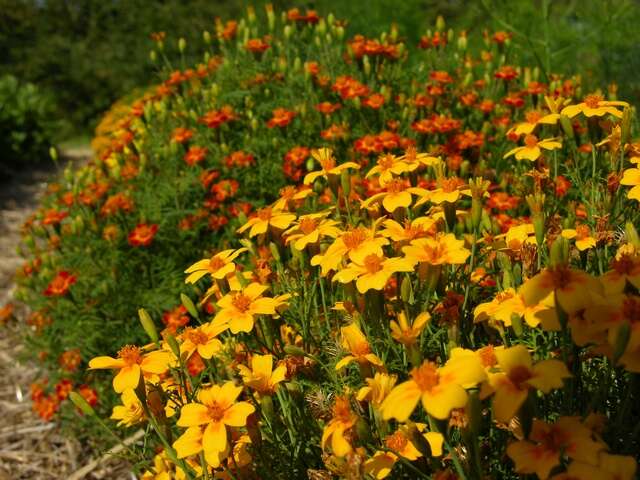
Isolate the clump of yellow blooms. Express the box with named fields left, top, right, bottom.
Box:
left=76, top=7, right=640, bottom=480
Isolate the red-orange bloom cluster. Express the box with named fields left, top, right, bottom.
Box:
left=267, top=108, right=297, bottom=128
left=348, top=35, right=399, bottom=59
left=418, top=31, right=447, bottom=49
left=101, top=192, right=134, bottom=216
left=128, top=224, right=159, bottom=247
left=42, top=209, right=68, bottom=226
left=199, top=105, right=237, bottom=129
left=44, top=271, right=77, bottom=297
left=171, top=127, right=194, bottom=143
left=184, top=146, right=208, bottom=166
left=225, top=150, right=255, bottom=168
left=286, top=8, right=320, bottom=24
left=332, top=76, right=370, bottom=100
left=412, top=114, right=462, bottom=135
left=245, top=38, right=270, bottom=54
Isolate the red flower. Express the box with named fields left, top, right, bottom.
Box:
left=44, top=271, right=77, bottom=297
left=128, top=224, right=159, bottom=247
left=245, top=38, right=270, bottom=54
left=267, top=108, right=296, bottom=128
left=42, top=209, right=68, bottom=226
left=184, top=146, right=208, bottom=166
left=225, top=151, right=255, bottom=168
left=55, top=379, right=73, bottom=401
left=77, top=384, right=99, bottom=407
left=315, top=102, right=341, bottom=115
left=363, top=93, right=385, bottom=109
left=171, top=127, right=193, bottom=143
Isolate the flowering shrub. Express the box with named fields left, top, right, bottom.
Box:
left=17, top=5, right=640, bottom=475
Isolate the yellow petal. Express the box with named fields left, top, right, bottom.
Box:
left=177, top=403, right=210, bottom=427
left=528, top=359, right=570, bottom=393
left=173, top=426, right=203, bottom=458
left=381, top=380, right=422, bottom=421
left=113, top=364, right=141, bottom=393
left=88, top=356, right=125, bottom=370
left=421, top=383, right=468, bottom=420
left=203, top=421, right=227, bottom=454
left=492, top=383, right=527, bottom=423
left=223, top=401, right=255, bottom=427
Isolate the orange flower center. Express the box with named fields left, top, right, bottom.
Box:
left=232, top=293, right=252, bottom=312
left=378, top=154, right=395, bottom=170
left=478, top=345, right=498, bottom=368
left=525, top=111, right=542, bottom=123
left=548, top=265, right=573, bottom=289
left=410, top=362, right=440, bottom=392
left=622, top=297, right=640, bottom=325
left=207, top=402, right=226, bottom=422
left=279, top=186, right=296, bottom=200
left=575, top=224, right=590, bottom=240
left=404, top=146, right=417, bottom=162
left=363, top=253, right=383, bottom=274
left=185, top=328, right=209, bottom=345
left=440, top=177, right=460, bottom=193
left=209, top=256, right=226, bottom=271
left=385, top=431, right=409, bottom=452
left=583, top=94, right=603, bottom=109
left=387, top=179, right=405, bottom=194
left=524, top=134, right=539, bottom=148
left=299, top=217, right=318, bottom=235
left=422, top=241, right=448, bottom=263
left=352, top=340, right=372, bottom=356
left=118, top=345, right=142, bottom=366
left=536, top=427, right=569, bottom=453
left=508, top=365, right=533, bottom=389
left=342, top=228, right=367, bottom=250
left=257, top=207, right=273, bottom=221
left=320, top=158, right=336, bottom=171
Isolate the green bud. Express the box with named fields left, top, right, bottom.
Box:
left=138, top=308, right=159, bottom=344
left=549, top=236, right=569, bottom=267
left=49, top=147, right=58, bottom=162
left=178, top=37, right=186, bottom=53
left=621, top=108, right=632, bottom=146
left=149, top=50, right=157, bottom=63
left=166, top=335, right=181, bottom=358
left=400, top=276, right=413, bottom=304
left=203, top=30, right=211, bottom=44
left=180, top=293, right=199, bottom=320
left=363, top=55, right=371, bottom=76
left=559, top=114, right=574, bottom=141
left=69, top=392, right=96, bottom=416
left=269, top=242, right=281, bottom=262
left=340, top=170, right=351, bottom=198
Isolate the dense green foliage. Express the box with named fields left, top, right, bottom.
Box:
left=0, top=74, right=57, bottom=178
left=1, top=0, right=639, bottom=140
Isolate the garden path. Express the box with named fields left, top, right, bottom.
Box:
left=0, top=148, right=132, bottom=480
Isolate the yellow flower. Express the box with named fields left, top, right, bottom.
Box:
left=364, top=425, right=443, bottom=479
left=620, top=167, right=640, bottom=201
left=561, top=94, right=628, bottom=118
left=487, top=345, right=570, bottom=423
left=601, top=246, right=640, bottom=295
left=174, top=382, right=255, bottom=464
left=303, top=147, right=360, bottom=185
left=141, top=451, right=187, bottom=480
left=366, top=153, right=413, bottom=186
left=381, top=355, right=486, bottom=421
left=179, top=322, right=226, bottom=359
left=89, top=345, right=172, bottom=393
left=111, top=389, right=145, bottom=427
left=335, top=323, right=383, bottom=370
left=474, top=288, right=544, bottom=328
left=361, top=179, right=427, bottom=213
left=519, top=265, right=603, bottom=315
left=236, top=207, right=296, bottom=237
left=510, top=109, right=560, bottom=136
left=561, top=225, right=597, bottom=251
left=321, top=395, right=357, bottom=457
left=238, top=353, right=287, bottom=395
left=213, top=283, right=289, bottom=334
left=504, top=134, right=562, bottom=161
left=499, top=223, right=537, bottom=251
left=311, top=224, right=389, bottom=275
left=507, top=417, right=606, bottom=480
left=389, top=312, right=430, bottom=346
left=399, top=146, right=440, bottom=169
left=380, top=217, right=436, bottom=243
left=356, top=372, right=397, bottom=408
left=415, top=177, right=471, bottom=206
left=283, top=211, right=342, bottom=251
left=184, top=248, right=247, bottom=283
left=332, top=252, right=415, bottom=293
left=402, top=233, right=470, bottom=266
left=272, top=185, right=314, bottom=211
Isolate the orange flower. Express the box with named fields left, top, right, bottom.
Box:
left=335, top=323, right=384, bottom=370
left=245, top=38, right=270, bottom=54
left=561, top=94, right=628, bottom=118
left=504, top=134, right=562, bottom=161
left=88, top=345, right=172, bottom=393
left=44, top=271, right=77, bottom=296
left=128, top=223, right=159, bottom=247
left=171, top=127, right=194, bottom=143
left=266, top=108, right=296, bottom=128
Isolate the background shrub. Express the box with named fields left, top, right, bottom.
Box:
left=0, top=74, right=57, bottom=178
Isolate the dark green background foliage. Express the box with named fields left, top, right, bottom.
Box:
left=0, top=74, right=57, bottom=175
left=1, top=0, right=639, bottom=141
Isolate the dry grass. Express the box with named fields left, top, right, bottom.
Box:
left=0, top=149, right=135, bottom=480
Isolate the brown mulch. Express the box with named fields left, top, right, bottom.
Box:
left=0, top=149, right=134, bottom=480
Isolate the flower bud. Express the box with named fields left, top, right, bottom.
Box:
left=138, top=308, right=159, bottom=344
left=69, top=392, right=96, bottom=416
left=626, top=222, right=640, bottom=249
left=178, top=37, right=186, bottom=53
left=549, top=236, right=569, bottom=267
left=621, top=108, right=632, bottom=146
left=559, top=114, right=574, bottom=141
left=203, top=30, right=211, bottom=44
left=180, top=293, right=199, bottom=320
left=435, top=15, right=445, bottom=31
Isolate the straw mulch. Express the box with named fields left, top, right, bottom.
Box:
left=0, top=150, right=134, bottom=480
